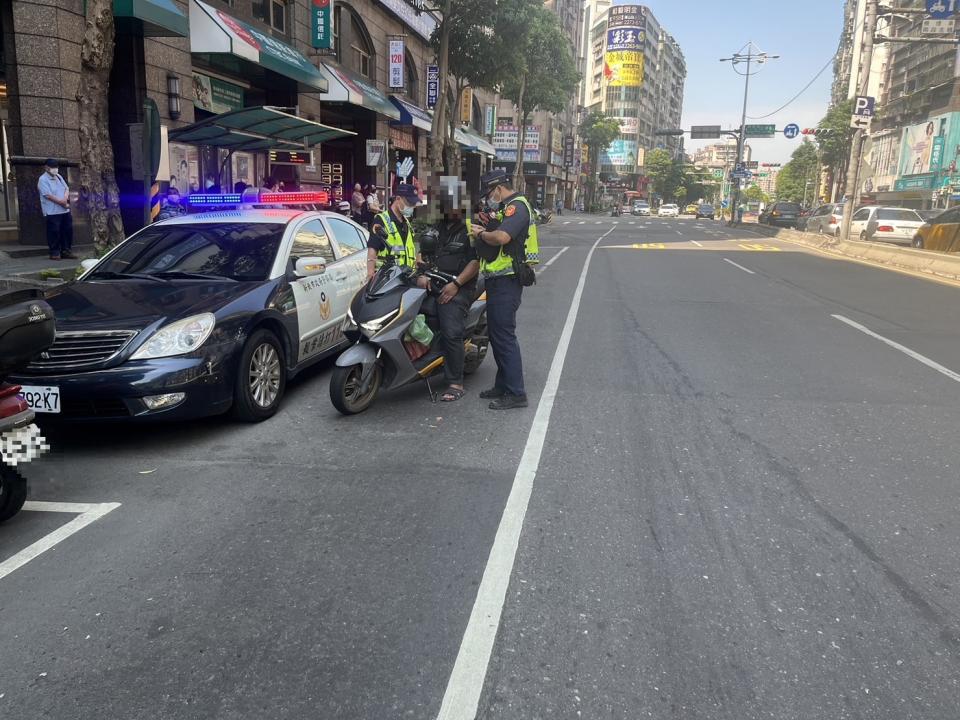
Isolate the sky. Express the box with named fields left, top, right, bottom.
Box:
left=644, top=0, right=844, bottom=164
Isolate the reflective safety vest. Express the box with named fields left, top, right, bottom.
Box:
left=375, top=211, right=416, bottom=268
left=479, top=194, right=540, bottom=278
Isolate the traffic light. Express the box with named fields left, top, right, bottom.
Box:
left=759, top=163, right=781, bottom=167
left=800, top=128, right=836, bottom=137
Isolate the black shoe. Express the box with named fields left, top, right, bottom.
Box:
left=479, top=387, right=505, bottom=399
left=489, top=394, right=528, bottom=410
left=61, top=251, right=76, bottom=259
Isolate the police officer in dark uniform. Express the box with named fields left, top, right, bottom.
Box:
left=470, top=169, right=534, bottom=410
left=417, top=177, right=479, bottom=402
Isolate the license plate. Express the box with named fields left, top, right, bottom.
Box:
left=20, top=385, right=61, bottom=414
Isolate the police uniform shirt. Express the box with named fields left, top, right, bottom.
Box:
left=368, top=208, right=410, bottom=254
left=496, top=193, right=531, bottom=245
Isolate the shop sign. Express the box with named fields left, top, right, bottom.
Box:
left=492, top=124, right=540, bottom=151
left=366, top=139, right=386, bottom=167
left=426, top=65, right=439, bottom=109
left=389, top=39, right=404, bottom=89
left=389, top=126, right=416, bottom=152
left=563, top=136, right=575, bottom=168
left=495, top=148, right=541, bottom=163
left=605, top=51, right=644, bottom=87
left=930, top=136, right=945, bottom=171
left=192, top=73, right=244, bottom=114
left=607, top=4, right=646, bottom=29
left=269, top=150, right=314, bottom=165
left=615, top=116, right=639, bottom=134
left=310, top=0, right=332, bottom=50
left=894, top=175, right=935, bottom=191
left=376, top=0, right=438, bottom=41
left=484, top=104, right=496, bottom=136
left=460, top=87, right=473, bottom=125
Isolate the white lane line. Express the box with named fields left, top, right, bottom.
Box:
left=832, top=315, right=960, bottom=384
left=0, top=501, right=121, bottom=582
left=578, top=221, right=585, bottom=225
left=535, top=246, right=569, bottom=274
left=722, top=258, right=755, bottom=274
left=562, top=221, right=570, bottom=225
left=675, top=230, right=683, bottom=235
left=436, top=227, right=614, bottom=720
left=691, top=240, right=704, bottom=248
left=594, top=221, right=602, bottom=224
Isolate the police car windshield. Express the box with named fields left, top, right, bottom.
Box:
left=93, top=223, right=286, bottom=282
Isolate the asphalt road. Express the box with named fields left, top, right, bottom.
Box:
left=3, top=215, right=960, bottom=719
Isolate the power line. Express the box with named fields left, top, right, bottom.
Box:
left=745, top=54, right=834, bottom=119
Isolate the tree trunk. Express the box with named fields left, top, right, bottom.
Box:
left=428, top=0, right=452, bottom=173
left=77, top=0, right=125, bottom=255
left=512, top=74, right=527, bottom=193
left=446, top=82, right=463, bottom=177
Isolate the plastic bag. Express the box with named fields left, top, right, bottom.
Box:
left=405, top=314, right=434, bottom=346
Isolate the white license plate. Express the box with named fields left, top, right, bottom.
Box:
left=20, top=385, right=61, bottom=414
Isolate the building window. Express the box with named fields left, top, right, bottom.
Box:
left=350, top=14, right=374, bottom=78
left=253, top=0, right=285, bottom=32
left=404, top=50, right=418, bottom=99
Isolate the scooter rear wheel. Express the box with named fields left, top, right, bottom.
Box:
left=330, top=363, right=382, bottom=415
left=0, top=465, right=27, bottom=523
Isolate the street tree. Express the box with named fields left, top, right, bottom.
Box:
left=578, top=111, right=620, bottom=209
left=742, top=184, right=769, bottom=204
left=816, top=99, right=854, bottom=184
left=776, top=141, right=819, bottom=203
left=645, top=148, right=686, bottom=201
left=501, top=6, right=578, bottom=190
left=77, top=0, right=125, bottom=253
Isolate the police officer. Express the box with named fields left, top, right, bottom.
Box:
left=470, top=169, right=537, bottom=410
left=417, top=177, right=479, bottom=402
left=367, top=183, right=418, bottom=279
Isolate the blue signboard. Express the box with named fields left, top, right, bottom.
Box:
left=926, top=0, right=957, bottom=20
left=606, top=27, right=644, bottom=51
left=783, top=123, right=800, bottom=139
left=426, top=64, right=439, bottom=109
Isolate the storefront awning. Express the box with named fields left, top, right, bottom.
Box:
left=114, top=0, right=188, bottom=37
left=389, top=96, right=433, bottom=132
left=168, top=106, right=355, bottom=152
left=189, top=0, right=328, bottom=92
left=317, top=63, right=401, bottom=120
left=455, top=128, right=496, bottom=157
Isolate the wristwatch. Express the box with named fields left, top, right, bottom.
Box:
left=452, top=279, right=462, bottom=289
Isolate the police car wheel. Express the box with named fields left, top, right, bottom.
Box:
left=330, top=363, right=381, bottom=415
left=0, top=466, right=27, bottom=523
left=233, top=329, right=286, bottom=422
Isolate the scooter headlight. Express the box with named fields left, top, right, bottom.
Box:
left=360, top=309, right=399, bottom=335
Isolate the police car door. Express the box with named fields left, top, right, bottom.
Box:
left=288, top=218, right=341, bottom=363
left=323, top=216, right=369, bottom=315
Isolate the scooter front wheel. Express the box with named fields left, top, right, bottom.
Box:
left=0, top=465, right=27, bottom=523
left=330, top=363, right=382, bottom=415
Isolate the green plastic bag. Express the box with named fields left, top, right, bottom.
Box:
left=406, top=314, right=434, bottom=346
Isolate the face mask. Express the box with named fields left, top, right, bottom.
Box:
left=47, top=168, right=59, bottom=176
left=401, top=205, right=414, bottom=219
left=485, top=191, right=500, bottom=211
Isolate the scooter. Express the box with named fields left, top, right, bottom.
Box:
left=534, top=207, right=553, bottom=225
left=329, top=263, right=488, bottom=415
left=0, top=290, right=55, bottom=523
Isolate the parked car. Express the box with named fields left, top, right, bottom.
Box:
left=759, top=201, right=802, bottom=228
left=849, top=206, right=925, bottom=245
left=658, top=204, right=679, bottom=217
left=802, top=203, right=845, bottom=236
left=684, top=203, right=699, bottom=215
left=632, top=201, right=651, bottom=216
left=912, top=206, right=960, bottom=252
left=917, top=209, right=943, bottom=223
left=796, top=208, right=814, bottom=231
left=695, top=203, right=715, bottom=220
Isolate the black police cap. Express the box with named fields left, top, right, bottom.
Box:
left=480, top=169, right=510, bottom=194
left=394, top=183, right=419, bottom=203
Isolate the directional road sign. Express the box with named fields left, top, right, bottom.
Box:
left=850, top=115, right=872, bottom=131
left=926, top=0, right=957, bottom=20
left=783, top=123, right=800, bottom=139
left=744, top=124, right=776, bottom=138
left=854, top=95, right=875, bottom=117
left=922, top=17, right=955, bottom=33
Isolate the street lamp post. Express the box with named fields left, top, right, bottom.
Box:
left=720, top=43, right=778, bottom=224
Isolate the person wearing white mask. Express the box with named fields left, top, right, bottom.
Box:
left=37, top=158, right=74, bottom=260
left=366, top=183, right=418, bottom=280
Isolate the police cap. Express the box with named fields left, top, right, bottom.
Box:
left=394, top=183, right=419, bottom=203
left=480, top=169, right=511, bottom=195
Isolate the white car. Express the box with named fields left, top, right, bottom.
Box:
left=658, top=204, right=679, bottom=217
left=849, top=206, right=926, bottom=245
left=632, top=202, right=651, bottom=216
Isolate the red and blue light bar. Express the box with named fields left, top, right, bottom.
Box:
left=186, top=189, right=329, bottom=206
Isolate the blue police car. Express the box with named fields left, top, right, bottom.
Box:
left=11, top=192, right=370, bottom=422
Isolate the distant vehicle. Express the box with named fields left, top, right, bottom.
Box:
left=850, top=206, right=925, bottom=245
left=912, top=207, right=960, bottom=252
left=759, top=201, right=801, bottom=228
left=803, top=203, right=845, bottom=236
left=658, top=204, right=679, bottom=217
left=695, top=203, right=715, bottom=220
left=631, top=201, right=651, bottom=216
left=684, top=203, right=699, bottom=215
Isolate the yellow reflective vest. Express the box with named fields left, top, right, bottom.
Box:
left=375, top=211, right=416, bottom=268
left=478, top=194, right=540, bottom=278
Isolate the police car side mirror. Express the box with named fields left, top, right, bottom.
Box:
left=294, top=257, right=327, bottom=278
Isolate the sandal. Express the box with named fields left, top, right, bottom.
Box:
left=439, top=387, right=465, bottom=402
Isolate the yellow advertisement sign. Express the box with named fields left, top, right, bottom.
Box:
left=604, top=51, right=644, bottom=87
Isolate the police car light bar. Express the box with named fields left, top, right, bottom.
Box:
left=186, top=190, right=330, bottom=206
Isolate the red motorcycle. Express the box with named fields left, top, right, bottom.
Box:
left=0, top=290, right=55, bottom=522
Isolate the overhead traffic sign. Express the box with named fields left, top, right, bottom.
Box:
left=744, top=124, right=775, bottom=138
left=922, top=17, right=956, bottom=33
left=690, top=125, right=722, bottom=140
left=926, top=0, right=957, bottom=20
left=854, top=95, right=876, bottom=117
left=783, top=123, right=800, bottom=139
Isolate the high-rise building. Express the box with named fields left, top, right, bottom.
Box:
left=692, top=141, right=752, bottom=166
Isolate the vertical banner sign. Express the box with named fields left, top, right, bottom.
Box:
left=311, top=0, right=332, bottom=49
left=484, top=104, right=496, bottom=136
left=603, top=4, right=645, bottom=173
left=460, top=86, right=473, bottom=125
left=563, top=136, right=575, bottom=168
left=389, top=39, right=404, bottom=89
left=426, top=65, right=439, bottom=109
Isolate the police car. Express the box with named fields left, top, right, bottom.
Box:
left=10, top=191, right=369, bottom=422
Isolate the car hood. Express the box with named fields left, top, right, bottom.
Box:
left=44, top=279, right=258, bottom=332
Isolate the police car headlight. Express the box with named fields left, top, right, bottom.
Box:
left=131, top=313, right=216, bottom=359
left=360, top=310, right=398, bottom=334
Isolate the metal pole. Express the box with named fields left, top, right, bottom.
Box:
left=731, top=52, right=751, bottom=224
left=840, top=0, right=878, bottom=241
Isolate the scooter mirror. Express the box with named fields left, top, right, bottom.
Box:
left=294, top=257, right=327, bottom=278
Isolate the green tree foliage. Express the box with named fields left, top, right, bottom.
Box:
left=579, top=111, right=620, bottom=208
left=742, top=184, right=769, bottom=204
left=816, top=99, right=854, bottom=175
left=645, top=149, right=687, bottom=200
left=776, top=141, right=819, bottom=202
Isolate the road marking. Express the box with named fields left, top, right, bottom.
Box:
left=691, top=240, right=704, bottom=248
left=436, top=228, right=613, bottom=720
left=739, top=243, right=782, bottom=252
left=595, top=221, right=602, bottom=224
left=629, top=221, right=636, bottom=225
left=578, top=221, right=585, bottom=225
left=0, top=501, right=121, bottom=582
left=675, top=230, right=683, bottom=235
left=631, top=242, right=666, bottom=249
left=562, top=221, right=570, bottom=225
left=723, top=258, right=755, bottom=274
left=535, top=246, right=568, bottom=274
left=832, top=315, right=960, bottom=384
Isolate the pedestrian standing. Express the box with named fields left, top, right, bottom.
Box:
left=37, top=158, right=74, bottom=260
left=470, top=169, right=539, bottom=410
left=367, top=183, right=418, bottom=279
left=351, top=182, right=365, bottom=224
left=555, top=196, right=563, bottom=216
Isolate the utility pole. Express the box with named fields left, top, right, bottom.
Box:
left=839, top=0, right=878, bottom=242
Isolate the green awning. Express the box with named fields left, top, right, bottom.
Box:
left=190, top=0, right=328, bottom=92
left=318, top=63, right=402, bottom=121
left=169, top=106, right=355, bottom=152
left=114, top=0, right=189, bottom=37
